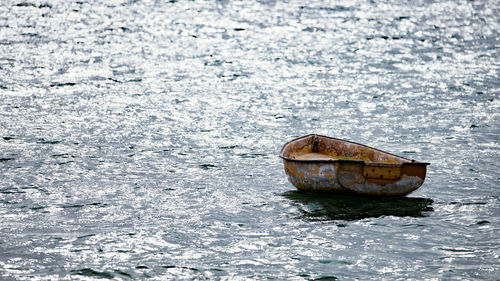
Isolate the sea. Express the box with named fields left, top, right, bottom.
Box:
left=0, top=0, right=499, bottom=279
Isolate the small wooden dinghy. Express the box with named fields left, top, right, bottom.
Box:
left=280, top=134, right=429, bottom=197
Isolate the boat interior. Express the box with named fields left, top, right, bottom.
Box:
left=280, top=135, right=412, bottom=164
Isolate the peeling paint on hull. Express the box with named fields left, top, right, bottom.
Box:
left=280, top=134, right=430, bottom=197
left=283, top=160, right=345, bottom=192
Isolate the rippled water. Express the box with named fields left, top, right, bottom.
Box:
left=1, top=0, right=499, bottom=279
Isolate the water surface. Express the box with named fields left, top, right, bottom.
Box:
left=1, top=0, right=499, bottom=279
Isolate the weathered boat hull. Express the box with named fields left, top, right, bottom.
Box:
left=280, top=134, right=429, bottom=197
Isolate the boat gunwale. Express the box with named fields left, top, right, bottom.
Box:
left=279, top=134, right=430, bottom=166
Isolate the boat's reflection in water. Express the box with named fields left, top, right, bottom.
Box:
left=282, top=191, right=434, bottom=221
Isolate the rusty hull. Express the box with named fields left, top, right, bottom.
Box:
left=280, top=134, right=429, bottom=197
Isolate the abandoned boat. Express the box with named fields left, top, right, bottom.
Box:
left=279, top=134, right=430, bottom=197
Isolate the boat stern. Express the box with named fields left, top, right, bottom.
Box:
left=337, top=161, right=429, bottom=196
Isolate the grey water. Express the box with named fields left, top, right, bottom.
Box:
left=0, top=0, right=499, bottom=279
